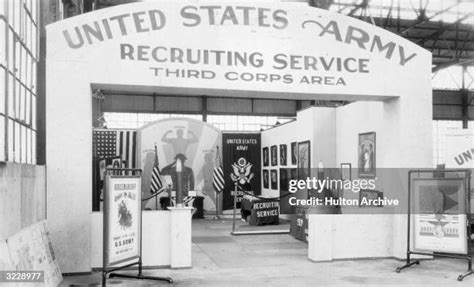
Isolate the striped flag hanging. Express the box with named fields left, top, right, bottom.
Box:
left=213, top=146, right=225, bottom=193
left=93, top=129, right=137, bottom=168
left=150, top=145, right=164, bottom=194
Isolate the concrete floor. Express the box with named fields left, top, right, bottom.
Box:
left=62, top=218, right=474, bottom=286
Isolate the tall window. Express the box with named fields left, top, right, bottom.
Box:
left=0, top=0, right=39, bottom=163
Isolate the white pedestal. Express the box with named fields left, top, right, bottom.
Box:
left=168, top=207, right=193, bottom=268
left=308, top=215, right=334, bottom=262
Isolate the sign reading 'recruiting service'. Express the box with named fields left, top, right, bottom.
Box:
left=104, top=176, right=141, bottom=267
left=47, top=3, right=430, bottom=101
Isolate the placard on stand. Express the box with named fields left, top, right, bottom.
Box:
left=102, top=168, right=172, bottom=286
left=396, top=169, right=472, bottom=281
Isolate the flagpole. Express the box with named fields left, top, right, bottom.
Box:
left=213, top=146, right=221, bottom=220
left=213, top=192, right=220, bottom=220
left=155, top=145, right=158, bottom=210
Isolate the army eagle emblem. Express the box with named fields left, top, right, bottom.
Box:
left=230, top=157, right=254, bottom=185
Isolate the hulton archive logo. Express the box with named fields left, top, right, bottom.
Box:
left=230, top=157, right=254, bottom=185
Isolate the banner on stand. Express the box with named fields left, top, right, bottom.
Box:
left=222, top=133, right=261, bottom=210
left=104, top=175, right=141, bottom=266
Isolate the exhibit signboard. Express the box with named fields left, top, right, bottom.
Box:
left=104, top=175, right=142, bottom=266
left=411, top=178, right=467, bottom=254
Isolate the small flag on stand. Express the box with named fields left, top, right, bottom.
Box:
left=213, top=146, right=225, bottom=193
left=150, top=145, right=164, bottom=194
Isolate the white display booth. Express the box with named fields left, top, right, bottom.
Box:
left=46, top=2, right=431, bottom=272
left=262, top=103, right=432, bottom=261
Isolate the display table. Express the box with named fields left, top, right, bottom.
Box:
left=241, top=195, right=279, bottom=226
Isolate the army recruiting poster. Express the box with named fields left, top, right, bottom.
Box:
left=411, top=178, right=468, bottom=254
left=104, top=176, right=142, bottom=266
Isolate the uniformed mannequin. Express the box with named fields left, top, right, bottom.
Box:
left=161, top=153, right=195, bottom=197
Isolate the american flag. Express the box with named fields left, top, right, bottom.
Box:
left=150, top=145, right=164, bottom=194
left=213, top=146, right=225, bottom=193
left=93, top=129, right=137, bottom=168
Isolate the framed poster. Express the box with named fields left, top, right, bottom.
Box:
left=263, top=147, right=269, bottom=167
left=270, top=170, right=278, bottom=190
left=290, top=168, right=297, bottom=181
left=411, top=178, right=468, bottom=254
left=271, top=145, right=278, bottom=166
left=340, top=163, right=351, bottom=181
left=104, top=175, right=142, bottom=267
left=263, top=170, right=269, bottom=189
left=297, top=141, right=310, bottom=180
left=358, top=132, right=376, bottom=178
left=111, top=157, right=122, bottom=169
left=291, top=142, right=297, bottom=165
left=279, top=169, right=288, bottom=191
left=280, top=144, right=287, bottom=166
left=359, top=189, right=383, bottom=207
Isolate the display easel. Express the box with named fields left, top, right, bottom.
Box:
left=102, top=168, right=173, bottom=286
left=396, top=169, right=473, bottom=281
left=231, top=182, right=290, bottom=235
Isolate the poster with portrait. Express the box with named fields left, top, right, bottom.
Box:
left=271, top=170, right=278, bottom=190
left=297, top=141, right=310, bottom=180
left=291, top=142, right=297, bottom=165
left=411, top=178, right=468, bottom=254
left=263, top=147, right=269, bottom=167
left=280, top=144, right=287, bottom=166
left=111, top=157, right=122, bottom=169
left=358, top=132, right=376, bottom=178
left=271, top=145, right=278, bottom=166
left=263, top=170, right=269, bottom=189
left=104, top=175, right=141, bottom=266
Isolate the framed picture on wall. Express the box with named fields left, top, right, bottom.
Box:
left=297, top=141, right=310, bottom=180
left=358, top=132, right=376, bottom=178
left=280, top=144, right=287, bottom=166
left=271, top=145, right=278, bottom=166
left=271, top=170, right=278, bottom=190
left=111, top=157, right=122, bottom=169
left=263, top=170, right=269, bottom=188
left=290, top=168, right=297, bottom=181
left=359, top=189, right=384, bottom=207
left=291, top=142, right=297, bottom=165
left=341, top=163, right=351, bottom=181
left=263, top=147, right=269, bottom=167
left=280, top=169, right=290, bottom=191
